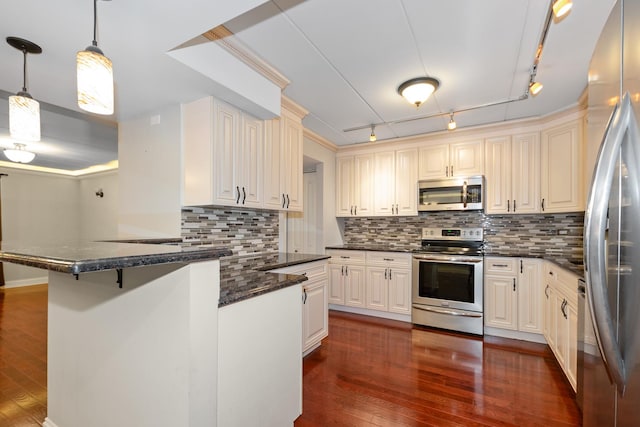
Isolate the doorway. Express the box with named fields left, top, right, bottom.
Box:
left=287, top=156, right=323, bottom=254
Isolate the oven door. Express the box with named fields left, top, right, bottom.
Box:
left=412, top=254, right=483, bottom=313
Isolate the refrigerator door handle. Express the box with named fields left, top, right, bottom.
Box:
left=585, top=92, right=640, bottom=395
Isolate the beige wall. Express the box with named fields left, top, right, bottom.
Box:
left=0, top=167, right=119, bottom=287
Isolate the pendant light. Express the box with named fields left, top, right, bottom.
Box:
left=552, top=0, right=572, bottom=19
left=397, top=77, right=440, bottom=108
left=4, top=143, right=36, bottom=164
left=7, top=37, right=42, bottom=142
left=77, top=0, right=114, bottom=115
left=369, top=125, right=377, bottom=142
left=447, top=112, right=457, bottom=131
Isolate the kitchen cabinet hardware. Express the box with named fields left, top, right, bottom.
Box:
left=385, top=268, right=388, bottom=280
left=560, top=298, right=568, bottom=319
left=450, top=165, right=453, bottom=175
left=286, top=194, right=290, bottom=209
left=545, top=284, right=550, bottom=298
left=236, top=186, right=241, bottom=204
left=383, top=258, right=394, bottom=262
left=341, top=266, right=344, bottom=275
left=389, top=269, right=392, bottom=279
left=541, top=198, right=545, bottom=211
left=350, top=206, right=353, bottom=215
left=302, top=288, right=307, bottom=304
left=492, top=263, right=509, bottom=268
left=507, top=200, right=510, bottom=212
left=445, top=166, right=448, bottom=176
left=340, top=255, right=350, bottom=259
left=242, top=187, right=246, bottom=204
left=513, top=200, right=517, bottom=212
left=117, top=269, right=123, bottom=288
left=513, top=278, right=516, bottom=291
left=345, top=266, right=349, bottom=275
left=282, top=193, right=286, bottom=208
left=354, top=205, right=357, bottom=215
left=520, top=260, right=523, bottom=273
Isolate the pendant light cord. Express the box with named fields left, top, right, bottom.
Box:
left=92, top=0, right=98, bottom=47
left=21, top=49, right=27, bottom=92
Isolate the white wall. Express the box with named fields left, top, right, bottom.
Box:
left=79, top=170, right=119, bottom=241
left=0, top=168, right=119, bottom=287
left=118, top=105, right=183, bottom=238
left=302, top=136, right=342, bottom=248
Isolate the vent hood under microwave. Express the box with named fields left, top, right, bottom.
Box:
left=418, top=176, right=484, bottom=212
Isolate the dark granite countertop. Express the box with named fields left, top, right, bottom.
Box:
left=325, top=244, right=416, bottom=253
left=0, top=241, right=232, bottom=275
left=99, top=238, right=183, bottom=245
left=219, top=252, right=330, bottom=307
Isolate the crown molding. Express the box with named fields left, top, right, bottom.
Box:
left=281, top=95, right=309, bottom=119
left=203, top=26, right=290, bottom=90
left=303, top=128, right=338, bottom=152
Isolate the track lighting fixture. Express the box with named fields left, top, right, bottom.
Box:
left=7, top=37, right=42, bottom=142
left=397, top=77, right=439, bottom=108
left=552, top=0, right=572, bottom=19
left=77, top=0, right=114, bottom=115
left=529, top=81, right=544, bottom=96
left=447, top=112, right=457, bottom=131
left=369, top=125, right=377, bottom=142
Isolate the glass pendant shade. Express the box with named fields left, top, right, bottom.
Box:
left=77, top=47, right=114, bottom=115
left=4, top=143, right=36, bottom=163
left=9, top=94, right=40, bottom=141
left=552, top=0, right=572, bottom=19
left=398, top=77, right=439, bottom=108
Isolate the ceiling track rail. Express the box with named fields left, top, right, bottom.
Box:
left=344, top=0, right=557, bottom=134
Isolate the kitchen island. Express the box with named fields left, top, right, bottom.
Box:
left=0, top=243, right=328, bottom=427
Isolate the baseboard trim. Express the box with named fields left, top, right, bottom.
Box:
left=43, top=417, right=60, bottom=427
left=3, top=277, right=48, bottom=288
left=484, top=326, right=547, bottom=344
left=329, top=304, right=411, bottom=323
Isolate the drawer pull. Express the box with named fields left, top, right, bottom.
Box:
left=340, top=256, right=351, bottom=259
left=492, top=264, right=509, bottom=268
left=383, top=258, right=394, bottom=262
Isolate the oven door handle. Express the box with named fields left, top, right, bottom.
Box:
left=413, top=255, right=483, bottom=263
left=412, top=305, right=483, bottom=318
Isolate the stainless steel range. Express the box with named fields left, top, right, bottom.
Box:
left=412, top=227, right=484, bottom=335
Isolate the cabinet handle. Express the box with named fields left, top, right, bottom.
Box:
left=545, top=284, right=549, bottom=299
left=282, top=193, right=286, bottom=209
left=341, top=265, right=345, bottom=276
left=286, top=194, right=290, bottom=209
left=354, top=205, right=357, bottom=215
left=303, top=288, right=307, bottom=304
left=345, top=266, right=349, bottom=276
left=561, top=299, right=568, bottom=319
left=445, top=166, right=448, bottom=177
left=520, top=260, right=523, bottom=273
left=492, top=264, right=509, bottom=268
left=395, top=204, right=399, bottom=214
left=450, top=165, right=453, bottom=175
left=389, top=269, right=392, bottom=279
left=350, top=206, right=353, bottom=215
left=541, top=198, right=545, bottom=211
left=236, top=186, right=241, bottom=204
left=513, top=278, right=516, bottom=291
left=507, top=200, right=510, bottom=212
left=340, top=255, right=350, bottom=259
left=383, top=258, right=394, bottom=262
left=513, top=200, right=516, bottom=212
left=385, top=268, right=388, bottom=280
left=242, top=187, right=246, bottom=204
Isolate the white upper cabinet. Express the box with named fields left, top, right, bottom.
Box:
left=373, top=148, right=418, bottom=216
left=183, top=97, right=263, bottom=208
left=541, top=119, right=584, bottom=213
left=419, top=139, right=484, bottom=179
left=485, top=133, right=540, bottom=214
left=335, top=154, right=374, bottom=217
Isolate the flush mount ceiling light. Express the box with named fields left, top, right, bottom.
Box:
left=77, top=0, right=114, bottom=115
left=369, top=125, right=377, bottom=142
left=397, top=77, right=439, bottom=108
left=552, top=0, right=572, bottom=19
left=4, top=143, right=36, bottom=164
left=447, top=112, right=457, bottom=131
left=7, top=37, right=42, bottom=142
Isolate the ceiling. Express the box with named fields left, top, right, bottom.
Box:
left=0, top=0, right=616, bottom=171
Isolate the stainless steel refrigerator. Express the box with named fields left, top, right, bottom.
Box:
left=581, top=0, right=640, bottom=425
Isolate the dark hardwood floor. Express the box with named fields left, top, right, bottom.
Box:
left=0, top=285, right=581, bottom=426
left=296, top=311, right=581, bottom=427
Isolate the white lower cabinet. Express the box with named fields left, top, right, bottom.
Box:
left=543, top=262, right=579, bottom=391
left=328, top=250, right=411, bottom=320
left=269, top=260, right=328, bottom=356
left=484, top=257, right=543, bottom=335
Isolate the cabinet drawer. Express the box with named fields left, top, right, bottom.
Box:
left=326, top=250, right=366, bottom=264
left=269, top=260, right=327, bottom=279
left=484, top=257, right=518, bottom=274
left=366, top=251, right=411, bottom=268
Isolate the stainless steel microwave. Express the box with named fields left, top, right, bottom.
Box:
left=418, top=176, right=484, bottom=212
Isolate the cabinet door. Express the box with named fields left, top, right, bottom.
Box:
left=518, top=259, right=543, bottom=334
left=543, top=277, right=555, bottom=349
left=263, top=119, right=283, bottom=209
left=567, top=300, right=578, bottom=391
left=511, top=133, right=540, bottom=214
left=418, top=143, right=450, bottom=179
left=541, top=120, right=583, bottom=213
left=354, top=154, right=375, bottom=216
left=395, top=148, right=418, bottom=215
left=238, top=114, right=263, bottom=208
left=373, top=151, right=396, bottom=215
left=281, top=109, right=304, bottom=212
left=213, top=99, right=240, bottom=205
left=388, top=268, right=411, bottom=314
left=336, top=157, right=354, bottom=217
left=328, top=264, right=345, bottom=305
left=183, top=97, right=214, bottom=206
left=554, top=292, right=568, bottom=368
left=365, top=267, right=388, bottom=311
left=344, top=265, right=366, bottom=308
left=450, top=139, right=484, bottom=177
left=302, top=280, right=328, bottom=352
left=484, top=274, right=518, bottom=330
left=484, top=136, right=512, bottom=214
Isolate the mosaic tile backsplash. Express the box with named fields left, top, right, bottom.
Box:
left=182, top=206, right=279, bottom=256
left=342, top=211, right=584, bottom=261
